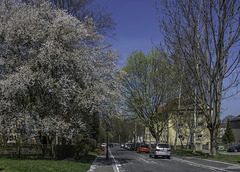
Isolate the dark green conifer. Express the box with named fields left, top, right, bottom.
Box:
left=222, top=119, right=235, bottom=144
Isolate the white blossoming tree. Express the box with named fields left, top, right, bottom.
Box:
left=0, top=0, right=120, bottom=158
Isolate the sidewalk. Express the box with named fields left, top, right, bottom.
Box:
left=88, top=150, right=115, bottom=172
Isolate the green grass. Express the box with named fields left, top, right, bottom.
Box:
left=0, top=151, right=97, bottom=172
left=209, top=154, right=240, bottom=164
left=172, top=149, right=240, bottom=164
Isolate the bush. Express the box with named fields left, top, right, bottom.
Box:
left=73, top=136, right=97, bottom=161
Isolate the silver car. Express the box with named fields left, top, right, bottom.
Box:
left=149, top=143, right=171, bottom=159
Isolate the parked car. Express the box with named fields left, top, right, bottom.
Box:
left=121, top=143, right=125, bottom=148
left=149, top=143, right=171, bottom=159
left=132, top=143, right=141, bottom=151
left=125, top=143, right=130, bottom=149
left=101, top=143, right=106, bottom=147
left=137, top=144, right=149, bottom=153
left=227, top=144, right=240, bottom=152
left=127, top=143, right=134, bottom=150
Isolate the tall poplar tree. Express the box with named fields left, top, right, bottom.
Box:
left=222, top=119, right=235, bottom=145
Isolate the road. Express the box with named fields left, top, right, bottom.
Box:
left=110, top=147, right=216, bottom=172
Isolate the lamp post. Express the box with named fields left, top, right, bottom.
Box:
left=106, top=126, right=110, bottom=160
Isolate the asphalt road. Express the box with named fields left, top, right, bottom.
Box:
left=110, top=147, right=216, bottom=172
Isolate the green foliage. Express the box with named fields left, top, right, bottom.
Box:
left=73, top=135, right=97, bottom=161
left=222, top=119, right=235, bottom=144
left=120, top=47, right=178, bottom=141
left=97, top=124, right=106, bottom=143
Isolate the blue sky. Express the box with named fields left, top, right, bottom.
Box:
left=97, top=0, right=162, bottom=65
left=97, top=0, right=240, bottom=119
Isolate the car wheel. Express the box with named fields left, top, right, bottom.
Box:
left=167, top=156, right=170, bottom=159
left=234, top=149, right=238, bottom=152
left=149, top=153, right=151, bottom=157
left=154, top=155, right=157, bottom=158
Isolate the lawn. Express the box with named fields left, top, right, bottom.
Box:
left=0, top=151, right=97, bottom=172
left=172, top=149, right=240, bottom=164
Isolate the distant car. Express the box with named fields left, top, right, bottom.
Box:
left=127, top=143, right=133, bottom=150
left=149, top=143, right=171, bottom=159
left=101, top=143, right=106, bottom=147
left=109, top=143, right=114, bottom=147
left=227, top=144, right=240, bottom=152
left=137, top=144, right=149, bottom=153
left=125, top=143, right=130, bottom=149
left=130, top=143, right=140, bottom=151
left=121, top=143, right=125, bottom=148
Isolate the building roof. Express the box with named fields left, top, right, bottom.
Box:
left=230, top=115, right=240, bottom=122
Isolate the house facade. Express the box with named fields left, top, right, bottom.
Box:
left=144, top=102, right=210, bottom=150
left=230, top=115, right=240, bottom=144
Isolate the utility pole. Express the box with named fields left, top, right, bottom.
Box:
left=106, top=126, right=109, bottom=160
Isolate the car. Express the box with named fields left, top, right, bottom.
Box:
left=127, top=143, right=134, bottom=150
left=137, top=144, right=149, bottom=153
left=149, top=143, right=171, bottom=159
left=121, top=143, right=125, bottom=148
left=227, top=144, right=240, bottom=152
left=101, top=143, right=106, bottom=147
left=130, top=143, right=140, bottom=151
left=125, top=143, right=130, bottom=149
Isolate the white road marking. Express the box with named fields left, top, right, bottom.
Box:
left=138, top=156, right=157, bottom=164
left=109, top=148, right=121, bottom=172
left=172, top=157, right=230, bottom=172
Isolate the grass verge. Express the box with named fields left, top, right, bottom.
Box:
left=0, top=151, right=97, bottom=172
left=172, top=149, right=240, bottom=164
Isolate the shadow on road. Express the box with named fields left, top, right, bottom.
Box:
left=114, top=157, right=132, bottom=165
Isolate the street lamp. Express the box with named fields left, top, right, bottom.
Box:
left=106, top=126, right=110, bottom=160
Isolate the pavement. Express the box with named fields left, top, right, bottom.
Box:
left=88, top=148, right=240, bottom=172
left=88, top=149, right=115, bottom=172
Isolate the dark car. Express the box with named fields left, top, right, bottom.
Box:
left=227, top=144, right=240, bottom=152
left=129, top=143, right=140, bottom=151
left=127, top=143, right=134, bottom=150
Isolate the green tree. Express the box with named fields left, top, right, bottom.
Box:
left=222, top=119, right=235, bottom=145
left=119, top=48, right=178, bottom=142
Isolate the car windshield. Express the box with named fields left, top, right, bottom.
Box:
left=234, top=144, right=240, bottom=148
left=142, top=145, right=149, bottom=148
left=157, top=144, right=170, bottom=148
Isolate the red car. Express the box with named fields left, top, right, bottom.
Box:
left=137, top=144, right=149, bottom=153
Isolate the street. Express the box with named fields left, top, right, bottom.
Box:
left=104, top=147, right=240, bottom=172
left=109, top=147, right=215, bottom=172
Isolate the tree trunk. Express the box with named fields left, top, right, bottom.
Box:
left=209, top=128, right=218, bottom=156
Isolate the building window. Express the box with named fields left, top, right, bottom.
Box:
left=179, top=113, right=184, bottom=116
left=179, top=124, right=183, bottom=128
left=178, top=135, right=184, bottom=141
left=198, top=123, right=204, bottom=127
left=198, top=135, right=202, bottom=139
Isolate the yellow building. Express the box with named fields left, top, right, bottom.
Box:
left=144, top=102, right=210, bottom=150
